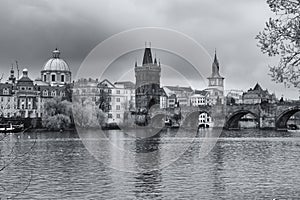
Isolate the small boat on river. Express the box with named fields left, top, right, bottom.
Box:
left=0, top=123, right=24, bottom=133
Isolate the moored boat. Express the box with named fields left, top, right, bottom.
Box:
left=0, top=123, right=24, bottom=133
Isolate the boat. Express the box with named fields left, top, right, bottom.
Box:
left=0, top=123, right=24, bottom=133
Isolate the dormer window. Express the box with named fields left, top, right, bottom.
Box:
left=51, top=90, right=56, bottom=97
left=3, top=88, right=9, bottom=95
left=43, top=90, right=48, bottom=96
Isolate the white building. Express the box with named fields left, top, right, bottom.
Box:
left=226, top=89, right=244, bottom=104
left=163, top=86, right=194, bottom=107
left=98, top=79, right=135, bottom=124
left=191, top=90, right=209, bottom=106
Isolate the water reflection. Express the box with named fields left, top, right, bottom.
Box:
left=1, top=129, right=300, bottom=199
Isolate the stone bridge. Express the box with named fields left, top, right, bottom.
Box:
left=150, top=102, right=300, bottom=130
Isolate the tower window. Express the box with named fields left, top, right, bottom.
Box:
left=44, top=75, right=47, bottom=82
left=52, top=74, right=56, bottom=82
left=61, top=75, right=65, bottom=82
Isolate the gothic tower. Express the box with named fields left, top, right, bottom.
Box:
left=135, top=45, right=161, bottom=112
left=206, top=50, right=225, bottom=104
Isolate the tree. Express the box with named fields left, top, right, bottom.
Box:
left=42, top=97, right=72, bottom=131
left=256, top=0, right=300, bottom=87
left=72, top=98, right=107, bottom=128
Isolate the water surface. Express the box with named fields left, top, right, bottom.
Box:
left=0, top=129, right=300, bottom=199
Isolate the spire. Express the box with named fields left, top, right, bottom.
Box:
left=11, top=63, right=14, bottom=74
left=142, top=43, right=153, bottom=65
left=211, top=49, right=221, bottom=78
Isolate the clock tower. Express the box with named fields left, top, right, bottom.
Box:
left=206, top=50, right=225, bottom=104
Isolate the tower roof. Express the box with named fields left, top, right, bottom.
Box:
left=209, top=50, right=223, bottom=78
left=142, top=47, right=153, bottom=65
left=253, top=83, right=263, bottom=91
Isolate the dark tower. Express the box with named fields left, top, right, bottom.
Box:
left=135, top=45, right=161, bottom=113
left=8, top=65, right=16, bottom=84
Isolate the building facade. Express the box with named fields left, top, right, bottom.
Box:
left=0, top=49, right=72, bottom=123
left=191, top=90, right=209, bottom=106
left=243, top=83, right=276, bottom=104
left=98, top=79, right=135, bottom=124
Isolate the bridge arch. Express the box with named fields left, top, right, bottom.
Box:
left=182, top=110, right=212, bottom=129
left=276, top=107, right=300, bottom=130
left=225, top=110, right=259, bottom=130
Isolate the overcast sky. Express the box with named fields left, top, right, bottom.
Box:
left=0, top=0, right=299, bottom=99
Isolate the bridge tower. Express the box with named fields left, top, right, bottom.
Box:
left=135, top=44, right=161, bottom=113
left=205, top=50, right=225, bottom=105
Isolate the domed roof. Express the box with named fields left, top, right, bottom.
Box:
left=42, top=49, right=70, bottom=72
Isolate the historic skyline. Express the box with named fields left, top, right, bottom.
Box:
left=0, top=0, right=298, bottom=99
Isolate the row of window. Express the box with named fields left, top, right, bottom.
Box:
left=108, top=113, right=121, bottom=119
left=42, top=90, right=65, bottom=97
left=44, top=74, right=66, bottom=82
left=1, top=97, right=16, bottom=102
left=106, top=105, right=122, bottom=111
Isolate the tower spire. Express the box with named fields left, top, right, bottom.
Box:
left=211, top=49, right=220, bottom=77
left=142, top=43, right=153, bottom=65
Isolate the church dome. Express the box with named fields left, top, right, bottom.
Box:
left=42, top=49, right=70, bottom=72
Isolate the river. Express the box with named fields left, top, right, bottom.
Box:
left=0, top=129, right=300, bottom=199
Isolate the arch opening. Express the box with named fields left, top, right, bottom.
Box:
left=276, top=108, right=300, bottom=130
left=225, top=110, right=259, bottom=130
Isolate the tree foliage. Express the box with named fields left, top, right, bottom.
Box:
left=42, top=97, right=72, bottom=131
left=72, top=97, right=107, bottom=128
left=256, top=0, right=300, bottom=87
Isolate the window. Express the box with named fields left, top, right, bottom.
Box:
left=108, top=97, right=111, bottom=102
left=61, top=74, right=65, bottom=82
left=108, top=89, right=112, bottom=94
left=43, top=90, right=48, bottom=96
left=28, top=87, right=32, bottom=91
left=116, top=90, right=120, bottom=94
left=21, top=87, right=25, bottom=91
left=108, top=114, right=112, bottom=118
left=116, top=105, right=121, bottom=110
left=116, top=98, right=120, bottom=102
left=60, top=91, right=65, bottom=97
left=52, top=74, right=56, bottom=82
left=1, top=97, right=3, bottom=102
left=117, top=114, right=121, bottom=118
left=44, top=74, right=47, bottom=82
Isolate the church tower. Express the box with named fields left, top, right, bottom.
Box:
left=206, top=50, right=225, bottom=104
left=135, top=44, right=161, bottom=113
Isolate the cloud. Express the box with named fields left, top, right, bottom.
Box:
left=0, top=0, right=298, bottom=99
